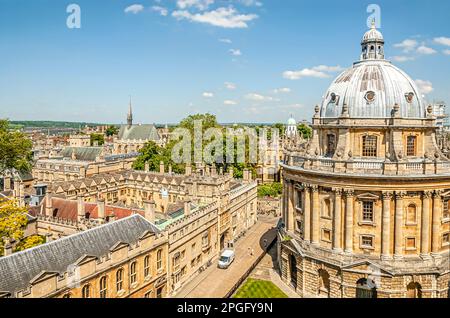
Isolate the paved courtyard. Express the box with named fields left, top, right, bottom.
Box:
left=174, top=216, right=278, bottom=298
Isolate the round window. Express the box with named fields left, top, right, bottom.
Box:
left=405, top=92, right=414, bottom=104
left=365, top=91, right=376, bottom=103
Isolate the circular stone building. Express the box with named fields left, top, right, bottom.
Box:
left=279, top=23, right=450, bottom=298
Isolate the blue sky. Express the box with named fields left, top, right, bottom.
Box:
left=0, top=0, right=449, bottom=124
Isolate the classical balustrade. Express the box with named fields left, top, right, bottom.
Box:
left=283, top=154, right=450, bottom=176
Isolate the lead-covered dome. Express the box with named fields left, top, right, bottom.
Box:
left=319, top=24, right=426, bottom=119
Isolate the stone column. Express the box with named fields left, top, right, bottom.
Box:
left=394, top=191, right=405, bottom=259
left=344, top=189, right=354, bottom=253
left=282, top=179, right=289, bottom=229
left=431, top=190, right=443, bottom=255
left=333, top=188, right=342, bottom=252
left=287, top=181, right=295, bottom=232
left=381, top=192, right=393, bottom=259
left=303, top=184, right=311, bottom=243
left=311, top=185, right=320, bottom=245
left=420, top=191, right=432, bottom=258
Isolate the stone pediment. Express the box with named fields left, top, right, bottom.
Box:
left=29, top=270, right=59, bottom=285
left=139, top=230, right=156, bottom=240
left=109, top=241, right=129, bottom=252
left=356, top=193, right=380, bottom=201
left=342, top=260, right=393, bottom=277
left=74, top=254, right=98, bottom=266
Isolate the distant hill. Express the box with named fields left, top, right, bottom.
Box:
left=10, top=121, right=104, bottom=129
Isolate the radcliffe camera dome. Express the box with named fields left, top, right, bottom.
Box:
left=319, top=23, right=426, bottom=119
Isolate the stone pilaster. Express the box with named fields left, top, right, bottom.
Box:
left=332, top=188, right=343, bottom=252
left=344, top=189, right=354, bottom=253
left=287, top=181, right=295, bottom=232
left=311, top=185, right=320, bottom=245
left=394, top=191, right=406, bottom=259
left=431, top=190, right=443, bottom=255
left=381, top=191, right=393, bottom=260
left=420, top=191, right=433, bottom=258
left=303, top=184, right=311, bottom=243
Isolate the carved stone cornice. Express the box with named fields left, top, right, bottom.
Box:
left=344, top=189, right=354, bottom=197
left=382, top=191, right=394, bottom=200
left=423, top=190, right=433, bottom=199
left=395, top=191, right=406, bottom=200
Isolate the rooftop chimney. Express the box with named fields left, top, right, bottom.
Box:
left=160, top=161, right=165, bottom=174
left=211, top=165, right=217, bottom=176
left=184, top=199, right=192, bottom=216
left=168, top=164, right=173, bottom=174
left=144, top=200, right=156, bottom=223
left=144, top=162, right=150, bottom=173
left=3, top=239, right=13, bottom=256
left=77, top=196, right=85, bottom=222
left=185, top=163, right=192, bottom=176
left=45, top=190, right=53, bottom=217
left=97, top=198, right=106, bottom=221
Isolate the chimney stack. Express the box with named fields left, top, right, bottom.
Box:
left=144, top=162, right=150, bottom=173
left=45, top=189, right=53, bottom=217
left=211, top=165, right=217, bottom=176
left=109, top=213, right=116, bottom=222
left=168, top=164, right=173, bottom=174
left=184, top=199, right=191, bottom=216
left=228, top=167, right=234, bottom=178
left=3, top=239, right=13, bottom=256
left=144, top=200, right=156, bottom=223
left=3, top=175, right=11, bottom=191
left=185, top=163, right=192, bottom=176
left=45, top=233, right=52, bottom=243
left=77, top=195, right=85, bottom=222
left=97, top=198, right=106, bottom=221
left=160, top=161, right=165, bottom=174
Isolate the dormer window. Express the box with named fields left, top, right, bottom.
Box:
left=330, top=93, right=337, bottom=103
left=365, top=91, right=376, bottom=103
left=405, top=92, right=415, bottom=104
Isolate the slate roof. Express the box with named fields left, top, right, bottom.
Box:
left=0, top=214, right=159, bottom=296
left=60, top=147, right=103, bottom=162
left=118, top=124, right=160, bottom=141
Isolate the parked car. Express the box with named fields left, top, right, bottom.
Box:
left=218, top=249, right=235, bottom=269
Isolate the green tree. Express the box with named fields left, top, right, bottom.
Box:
left=257, top=182, right=283, bottom=198
left=14, top=235, right=45, bottom=252
left=105, top=126, right=119, bottom=137
left=90, top=133, right=105, bottom=146
left=179, top=113, right=219, bottom=132
left=297, top=123, right=312, bottom=139
left=0, top=200, right=29, bottom=256
left=0, top=119, right=33, bottom=174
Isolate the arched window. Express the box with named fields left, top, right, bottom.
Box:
left=116, top=268, right=123, bottom=291
left=326, top=134, right=336, bottom=158
left=362, top=135, right=377, bottom=157
left=407, top=204, right=417, bottom=224
left=157, top=249, right=163, bottom=271
left=130, top=262, right=137, bottom=284
left=407, top=136, right=417, bottom=156
left=407, top=282, right=422, bottom=298
left=356, top=278, right=377, bottom=298
left=144, top=255, right=150, bottom=277
left=81, top=284, right=91, bottom=298
left=318, top=269, right=330, bottom=298
left=99, top=276, right=107, bottom=298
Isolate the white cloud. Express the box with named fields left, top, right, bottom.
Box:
left=415, top=79, right=434, bottom=95
left=224, top=100, right=237, bottom=105
left=229, top=49, right=242, bottom=56
left=225, top=82, right=236, bottom=90
left=151, top=6, right=168, bottom=16
left=434, top=37, right=450, bottom=46
left=245, top=93, right=278, bottom=102
left=177, top=0, right=214, bottom=11
left=416, top=45, right=437, bottom=55
left=172, top=7, right=258, bottom=29
left=393, top=39, right=418, bottom=53
left=124, top=4, right=145, bottom=14
left=239, top=0, right=263, bottom=6
left=283, top=65, right=342, bottom=80
left=443, top=49, right=450, bottom=55
left=202, top=92, right=214, bottom=98
left=273, top=88, right=291, bottom=94
left=219, top=38, right=232, bottom=44
left=391, top=55, right=415, bottom=62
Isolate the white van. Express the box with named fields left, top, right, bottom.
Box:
left=218, top=249, right=235, bottom=269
